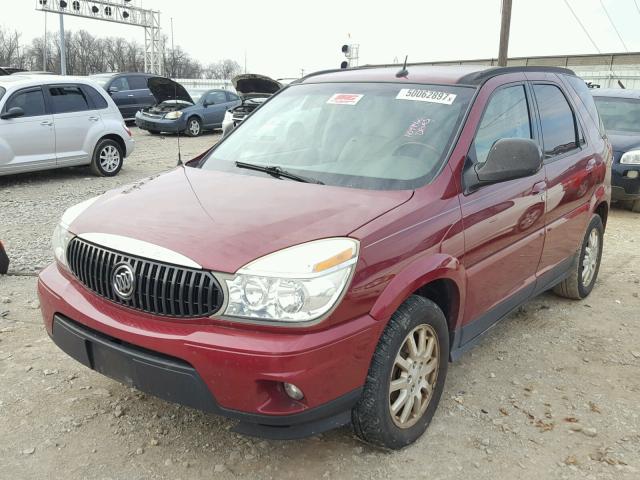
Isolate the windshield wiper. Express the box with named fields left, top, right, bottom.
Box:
left=235, top=161, right=324, bottom=184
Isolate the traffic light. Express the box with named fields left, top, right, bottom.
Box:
left=340, top=43, right=359, bottom=69
left=341, top=44, right=350, bottom=69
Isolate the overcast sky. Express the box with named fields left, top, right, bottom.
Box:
left=6, top=0, right=640, bottom=78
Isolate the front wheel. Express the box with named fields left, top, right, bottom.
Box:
left=90, top=139, right=123, bottom=177
left=185, top=117, right=202, bottom=137
left=553, top=214, right=604, bottom=299
left=352, top=295, right=449, bottom=449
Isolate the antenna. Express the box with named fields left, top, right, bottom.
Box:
left=171, top=17, right=182, bottom=166
left=396, top=55, right=409, bottom=78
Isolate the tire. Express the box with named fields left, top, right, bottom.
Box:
left=149, top=130, right=161, bottom=135
left=631, top=200, right=640, bottom=213
left=352, top=295, right=449, bottom=450
left=185, top=117, right=202, bottom=137
left=553, top=214, right=604, bottom=299
left=90, top=138, right=123, bottom=177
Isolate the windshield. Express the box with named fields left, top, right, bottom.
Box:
left=90, top=75, right=112, bottom=87
left=187, top=88, right=209, bottom=103
left=594, top=96, right=640, bottom=134
left=200, top=82, right=474, bottom=190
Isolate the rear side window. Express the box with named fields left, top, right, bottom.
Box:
left=82, top=85, right=108, bottom=109
left=5, top=88, right=46, bottom=117
left=533, top=84, right=578, bottom=158
left=564, top=75, right=605, bottom=137
left=48, top=85, right=90, bottom=114
left=473, top=84, right=531, bottom=164
left=111, top=76, right=130, bottom=91
left=127, top=76, right=148, bottom=90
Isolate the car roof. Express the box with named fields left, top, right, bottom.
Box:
left=591, top=88, right=640, bottom=99
left=297, top=65, right=577, bottom=87
left=0, top=74, right=103, bottom=90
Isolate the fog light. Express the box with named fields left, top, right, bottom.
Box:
left=626, top=170, right=639, bottom=179
left=283, top=382, right=304, bottom=400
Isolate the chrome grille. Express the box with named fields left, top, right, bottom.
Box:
left=66, top=238, right=223, bottom=317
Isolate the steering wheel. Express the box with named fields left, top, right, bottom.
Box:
left=391, top=141, right=440, bottom=157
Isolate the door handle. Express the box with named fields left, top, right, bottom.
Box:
left=88, top=116, right=100, bottom=122
left=40, top=120, right=53, bottom=126
left=127, top=94, right=135, bottom=97
left=586, top=158, right=596, bottom=172
left=531, top=181, right=547, bottom=195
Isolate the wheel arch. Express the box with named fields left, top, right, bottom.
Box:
left=97, top=134, right=126, bottom=159
left=369, top=254, right=465, bottom=341
left=594, top=200, right=608, bottom=229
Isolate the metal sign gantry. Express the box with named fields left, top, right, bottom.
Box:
left=35, top=0, right=163, bottom=75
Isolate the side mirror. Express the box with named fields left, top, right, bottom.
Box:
left=0, top=107, right=25, bottom=120
left=204, top=100, right=214, bottom=107
left=468, top=138, right=543, bottom=189
left=108, top=86, right=119, bottom=94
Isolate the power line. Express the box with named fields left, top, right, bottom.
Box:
left=563, top=0, right=601, bottom=53
left=599, top=0, right=629, bottom=52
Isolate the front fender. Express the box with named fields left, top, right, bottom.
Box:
left=369, top=253, right=466, bottom=329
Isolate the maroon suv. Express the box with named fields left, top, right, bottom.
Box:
left=38, top=65, right=610, bottom=449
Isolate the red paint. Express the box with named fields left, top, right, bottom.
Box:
left=38, top=66, right=610, bottom=418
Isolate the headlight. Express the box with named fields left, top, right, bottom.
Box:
left=224, top=238, right=359, bottom=323
left=620, top=150, right=640, bottom=165
left=53, top=196, right=100, bottom=269
left=223, top=110, right=232, bottom=123
left=52, top=224, right=74, bottom=269
left=165, top=111, right=183, bottom=120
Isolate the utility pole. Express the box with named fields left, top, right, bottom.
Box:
left=59, top=12, right=67, bottom=75
left=170, top=17, right=175, bottom=78
left=43, top=12, right=47, bottom=71
left=497, top=0, right=512, bottom=67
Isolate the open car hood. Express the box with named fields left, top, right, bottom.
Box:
left=232, top=74, right=282, bottom=98
left=147, top=77, right=193, bottom=104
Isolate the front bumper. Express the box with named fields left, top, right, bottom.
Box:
left=612, top=161, right=640, bottom=200
left=134, top=114, right=185, bottom=133
left=38, top=263, right=381, bottom=438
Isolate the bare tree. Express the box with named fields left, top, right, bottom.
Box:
left=204, top=59, right=241, bottom=80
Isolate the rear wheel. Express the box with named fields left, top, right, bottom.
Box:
left=352, top=295, right=448, bottom=449
left=185, top=117, right=202, bottom=137
left=553, top=214, right=603, bottom=299
left=90, top=138, right=123, bottom=177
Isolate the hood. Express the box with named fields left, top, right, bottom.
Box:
left=232, top=74, right=281, bottom=98
left=147, top=76, right=193, bottom=104
left=69, top=168, right=413, bottom=273
left=607, top=133, right=640, bottom=153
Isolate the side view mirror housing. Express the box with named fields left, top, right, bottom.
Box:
left=204, top=100, right=214, bottom=107
left=0, top=107, right=25, bottom=120
left=466, top=138, right=543, bottom=190
left=108, top=86, right=119, bottom=94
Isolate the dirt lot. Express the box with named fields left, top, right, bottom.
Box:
left=1, top=128, right=639, bottom=479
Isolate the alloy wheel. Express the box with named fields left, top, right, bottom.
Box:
left=189, top=119, right=200, bottom=136
left=582, top=228, right=599, bottom=287
left=389, top=324, right=440, bottom=428
left=99, top=145, right=121, bottom=173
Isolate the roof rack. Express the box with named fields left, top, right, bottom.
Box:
left=457, top=66, right=576, bottom=85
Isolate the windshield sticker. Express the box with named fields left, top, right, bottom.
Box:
left=396, top=89, right=456, bottom=105
left=404, top=118, right=431, bottom=137
left=327, top=93, right=364, bottom=105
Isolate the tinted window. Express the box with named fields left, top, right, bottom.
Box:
left=5, top=88, right=46, bottom=117
left=0, top=87, right=5, bottom=102
left=111, top=76, right=129, bottom=91
left=533, top=84, right=578, bottom=158
left=227, top=92, right=240, bottom=102
left=206, top=91, right=227, bottom=104
left=473, top=85, right=531, bottom=164
left=564, top=75, right=605, bottom=137
left=127, top=76, right=148, bottom=90
left=48, top=85, right=90, bottom=114
left=83, top=85, right=108, bottom=109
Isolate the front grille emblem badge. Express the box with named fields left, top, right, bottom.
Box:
left=112, top=263, right=136, bottom=300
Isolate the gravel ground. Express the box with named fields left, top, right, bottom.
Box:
left=1, top=128, right=639, bottom=479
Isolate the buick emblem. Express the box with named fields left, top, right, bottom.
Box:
left=112, top=263, right=135, bottom=300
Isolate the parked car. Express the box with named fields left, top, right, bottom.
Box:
left=39, top=65, right=610, bottom=449
left=221, top=74, right=281, bottom=136
left=0, top=240, right=8, bottom=274
left=0, top=67, right=26, bottom=75
left=135, top=78, right=241, bottom=136
left=0, top=75, right=134, bottom=177
left=90, top=72, right=156, bottom=121
left=592, top=88, right=640, bottom=212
